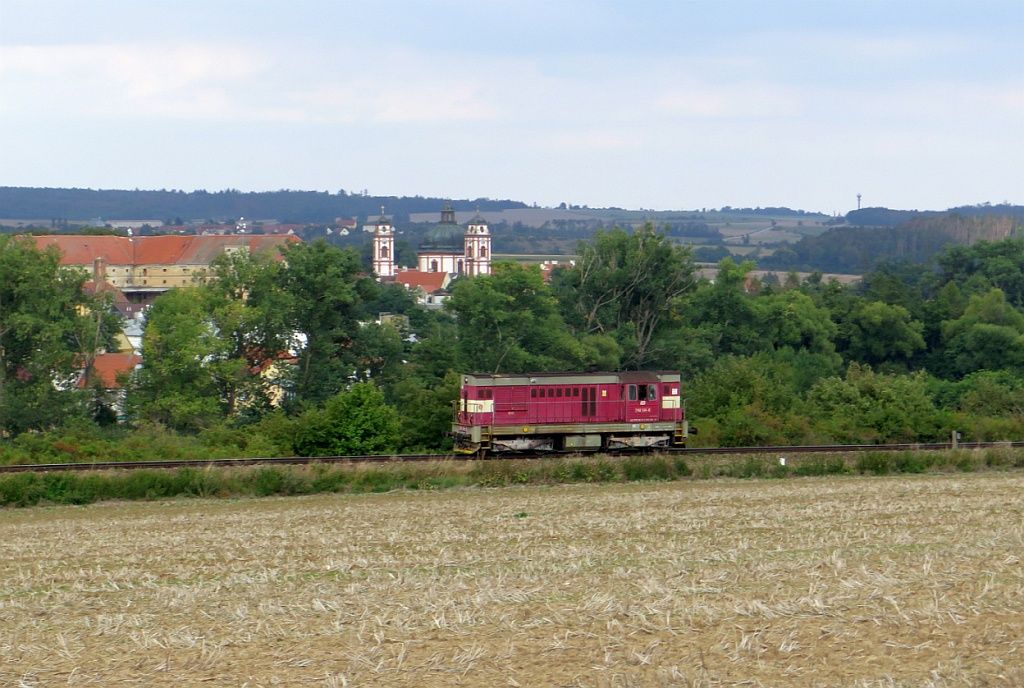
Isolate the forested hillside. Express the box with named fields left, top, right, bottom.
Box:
left=846, top=204, right=1024, bottom=228
left=0, top=187, right=526, bottom=224
left=762, top=212, right=1022, bottom=273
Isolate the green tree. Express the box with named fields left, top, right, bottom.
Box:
left=127, top=288, right=225, bottom=431
left=447, top=263, right=584, bottom=373
left=555, top=225, right=696, bottom=367
left=684, top=258, right=762, bottom=357
left=292, top=382, right=400, bottom=456
left=205, top=250, right=296, bottom=416
left=806, top=364, right=947, bottom=442
left=687, top=352, right=810, bottom=446
left=0, top=236, right=102, bottom=434
left=388, top=371, right=461, bottom=450
left=941, top=289, right=1024, bottom=375
left=939, top=239, right=1024, bottom=308
left=280, top=241, right=376, bottom=406
left=755, top=290, right=837, bottom=354
left=842, top=301, right=925, bottom=365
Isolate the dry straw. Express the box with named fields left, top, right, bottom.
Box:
left=1, top=473, right=1023, bottom=685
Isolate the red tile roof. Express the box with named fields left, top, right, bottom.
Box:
left=34, top=236, right=135, bottom=264
left=34, top=235, right=299, bottom=266
left=82, top=280, right=130, bottom=306
left=78, top=353, right=142, bottom=389
left=394, top=270, right=449, bottom=293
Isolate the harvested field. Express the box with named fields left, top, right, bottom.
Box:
left=2, top=473, right=1023, bottom=686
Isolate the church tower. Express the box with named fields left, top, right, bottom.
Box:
left=464, top=211, right=491, bottom=276
left=372, top=207, right=395, bottom=279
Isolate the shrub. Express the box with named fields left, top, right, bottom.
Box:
left=856, top=453, right=891, bottom=475
left=892, top=452, right=933, bottom=474
left=621, top=456, right=672, bottom=481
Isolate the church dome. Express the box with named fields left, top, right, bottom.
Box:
left=419, top=204, right=464, bottom=252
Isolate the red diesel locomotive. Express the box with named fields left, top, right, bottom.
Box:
left=452, top=371, right=688, bottom=454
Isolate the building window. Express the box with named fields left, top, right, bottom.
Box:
left=480, top=245, right=488, bottom=257
left=430, top=260, right=438, bottom=272
left=467, top=245, right=474, bottom=258
left=380, top=245, right=389, bottom=258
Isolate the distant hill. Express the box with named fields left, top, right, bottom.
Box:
left=762, top=212, right=1023, bottom=273
left=846, top=204, right=1024, bottom=228
left=0, top=187, right=527, bottom=225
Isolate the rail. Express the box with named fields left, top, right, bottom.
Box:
left=1, top=441, right=1021, bottom=474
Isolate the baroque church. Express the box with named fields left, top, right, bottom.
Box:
left=372, top=204, right=491, bottom=280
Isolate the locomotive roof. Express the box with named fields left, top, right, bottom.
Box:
left=460, top=371, right=680, bottom=386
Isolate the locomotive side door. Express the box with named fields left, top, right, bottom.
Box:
left=624, top=383, right=658, bottom=423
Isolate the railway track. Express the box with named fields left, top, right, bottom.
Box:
left=1, top=441, right=1020, bottom=474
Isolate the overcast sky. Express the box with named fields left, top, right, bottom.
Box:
left=1, top=0, right=1021, bottom=213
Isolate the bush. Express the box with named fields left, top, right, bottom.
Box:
left=892, top=452, right=933, bottom=474
left=293, top=383, right=401, bottom=457
left=856, top=453, right=891, bottom=475
left=621, top=456, right=672, bottom=481
left=723, top=457, right=769, bottom=479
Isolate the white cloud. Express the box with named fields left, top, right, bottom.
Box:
left=0, top=42, right=267, bottom=118
left=544, top=127, right=643, bottom=152
left=655, top=83, right=804, bottom=119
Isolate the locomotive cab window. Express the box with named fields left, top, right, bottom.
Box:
left=629, top=384, right=658, bottom=401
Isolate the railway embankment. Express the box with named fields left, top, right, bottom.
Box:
left=2, top=447, right=1023, bottom=508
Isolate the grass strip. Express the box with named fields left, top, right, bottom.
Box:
left=2, top=449, right=1024, bottom=508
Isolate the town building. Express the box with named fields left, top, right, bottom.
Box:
left=34, top=234, right=298, bottom=307
left=371, top=210, right=396, bottom=279
left=393, top=270, right=451, bottom=309
left=372, top=204, right=491, bottom=281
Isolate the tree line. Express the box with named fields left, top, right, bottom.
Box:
left=0, top=187, right=526, bottom=225
left=4, top=227, right=1024, bottom=461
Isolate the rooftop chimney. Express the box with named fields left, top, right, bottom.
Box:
left=93, top=256, right=107, bottom=284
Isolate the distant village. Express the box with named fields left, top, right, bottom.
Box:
left=36, top=206, right=574, bottom=411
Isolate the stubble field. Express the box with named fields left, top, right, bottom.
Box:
left=2, top=473, right=1023, bottom=687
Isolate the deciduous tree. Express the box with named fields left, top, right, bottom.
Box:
left=0, top=236, right=104, bottom=433
left=555, top=225, right=696, bottom=368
